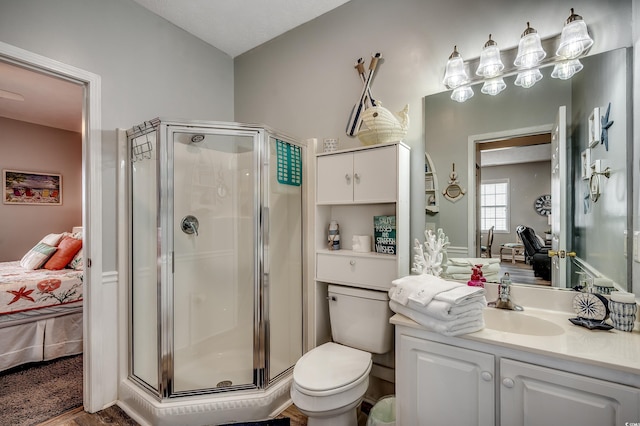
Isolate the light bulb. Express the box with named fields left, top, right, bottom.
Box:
left=476, top=35, right=504, bottom=78
left=556, top=9, right=594, bottom=59
left=443, top=46, right=469, bottom=89
left=514, top=23, right=546, bottom=69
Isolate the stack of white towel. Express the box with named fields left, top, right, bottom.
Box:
left=441, top=257, right=501, bottom=282
left=388, top=274, right=487, bottom=336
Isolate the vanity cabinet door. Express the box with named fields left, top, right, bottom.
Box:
left=500, top=359, right=640, bottom=426
left=396, top=334, right=495, bottom=426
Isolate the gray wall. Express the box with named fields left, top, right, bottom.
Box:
left=0, top=0, right=235, bottom=270
left=482, top=161, right=552, bottom=257
left=234, top=0, right=631, bottom=269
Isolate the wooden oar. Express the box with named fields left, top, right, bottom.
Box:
left=355, top=58, right=377, bottom=108
left=346, top=52, right=381, bottom=136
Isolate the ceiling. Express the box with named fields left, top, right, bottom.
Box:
left=132, top=0, right=351, bottom=58
left=0, top=1, right=350, bottom=133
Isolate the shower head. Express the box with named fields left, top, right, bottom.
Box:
left=191, top=134, right=205, bottom=143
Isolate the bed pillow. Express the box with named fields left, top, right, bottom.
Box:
left=20, top=243, right=58, bottom=270
left=40, top=233, right=64, bottom=246
left=67, top=248, right=84, bottom=270
left=43, top=236, right=83, bottom=270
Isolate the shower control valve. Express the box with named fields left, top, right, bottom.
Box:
left=181, top=215, right=199, bottom=236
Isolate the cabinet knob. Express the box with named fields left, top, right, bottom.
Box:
left=481, top=371, right=493, bottom=381
left=350, top=260, right=356, bottom=266
left=354, top=173, right=360, bottom=182
left=345, top=174, right=351, bottom=183
left=502, top=378, right=515, bottom=388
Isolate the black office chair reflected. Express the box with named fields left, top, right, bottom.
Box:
left=481, top=226, right=494, bottom=258
left=515, top=225, right=551, bottom=281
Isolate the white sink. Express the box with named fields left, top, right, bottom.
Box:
left=483, top=308, right=565, bottom=336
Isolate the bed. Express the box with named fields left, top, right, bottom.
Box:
left=0, top=230, right=84, bottom=372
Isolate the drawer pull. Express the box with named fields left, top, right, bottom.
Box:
left=350, top=260, right=356, bottom=266
left=481, top=371, right=493, bottom=381
left=502, top=378, right=515, bottom=388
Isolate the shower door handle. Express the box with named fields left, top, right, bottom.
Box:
left=263, top=207, right=269, bottom=276
left=181, top=215, right=199, bottom=236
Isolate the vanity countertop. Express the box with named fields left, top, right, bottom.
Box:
left=391, top=306, right=640, bottom=376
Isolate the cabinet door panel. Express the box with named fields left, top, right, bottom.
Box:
left=353, top=146, right=397, bottom=202
left=397, top=335, right=495, bottom=426
left=317, top=153, right=353, bottom=204
left=500, top=359, right=640, bottom=426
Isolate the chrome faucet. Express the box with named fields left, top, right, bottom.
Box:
left=488, top=272, right=524, bottom=311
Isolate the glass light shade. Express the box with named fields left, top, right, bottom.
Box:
left=476, top=35, right=504, bottom=78
left=551, top=59, right=583, bottom=80
left=481, top=78, right=506, bottom=96
left=443, top=46, right=469, bottom=89
left=514, top=23, right=546, bottom=68
left=515, top=69, right=543, bottom=88
left=556, top=9, right=594, bottom=59
left=451, top=85, right=474, bottom=103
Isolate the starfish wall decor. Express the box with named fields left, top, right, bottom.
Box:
left=600, top=102, right=614, bottom=151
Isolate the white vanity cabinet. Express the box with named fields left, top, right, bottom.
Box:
left=396, top=334, right=495, bottom=426
left=500, top=359, right=639, bottom=426
left=394, top=319, right=640, bottom=426
left=316, top=144, right=398, bottom=204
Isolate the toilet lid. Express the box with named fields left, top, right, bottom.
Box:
left=293, top=342, right=372, bottom=392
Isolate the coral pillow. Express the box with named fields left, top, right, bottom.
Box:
left=43, top=236, right=83, bottom=270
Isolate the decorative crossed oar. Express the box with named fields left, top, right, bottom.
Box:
left=345, top=53, right=381, bottom=137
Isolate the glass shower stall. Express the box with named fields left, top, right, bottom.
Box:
left=125, top=118, right=304, bottom=402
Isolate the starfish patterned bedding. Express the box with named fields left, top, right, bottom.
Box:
left=0, top=261, right=83, bottom=316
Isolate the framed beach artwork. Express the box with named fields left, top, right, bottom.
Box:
left=3, top=170, right=62, bottom=205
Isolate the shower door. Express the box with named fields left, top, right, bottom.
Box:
left=169, top=128, right=259, bottom=394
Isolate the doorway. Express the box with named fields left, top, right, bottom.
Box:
left=469, top=127, right=553, bottom=286
left=0, top=41, right=104, bottom=412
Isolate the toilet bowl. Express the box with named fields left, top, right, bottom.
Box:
left=291, top=342, right=372, bottom=426
left=291, top=285, right=393, bottom=426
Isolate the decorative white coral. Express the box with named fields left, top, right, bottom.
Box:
left=411, top=228, right=450, bottom=276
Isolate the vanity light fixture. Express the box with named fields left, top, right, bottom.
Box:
left=550, top=59, right=583, bottom=80
left=443, top=9, right=593, bottom=102
left=451, top=85, right=474, bottom=103
left=476, top=34, right=504, bottom=78
left=443, top=45, right=469, bottom=89
left=481, top=77, right=506, bottom=96
left=514, top=22, right=546, bottom=68
left=556, top=8, right=594, bottom=59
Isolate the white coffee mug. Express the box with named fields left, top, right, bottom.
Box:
left=352, top=235, right=371, bottom=253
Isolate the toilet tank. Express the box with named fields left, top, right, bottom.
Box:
left=328, top=284, right=393, bottom=354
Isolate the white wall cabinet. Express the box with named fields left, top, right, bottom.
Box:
left=317, top=144, right=398, bottom=204
left=313, top=142, right=410, bottom=347
left=395, top=323, right=640, bottom=426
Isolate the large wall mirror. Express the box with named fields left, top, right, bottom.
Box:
left=424, top=47, right=632, bottom=292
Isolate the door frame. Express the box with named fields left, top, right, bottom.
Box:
left=0, top=42, right=104, bottom=412
left=466, top=124, right=552, bottom=257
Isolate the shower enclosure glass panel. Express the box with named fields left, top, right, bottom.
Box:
left=131, top=130, right=159, bottom=389
left=171, top=130, right=257, bottom=392
left=266, top=137, right=302, bottom=380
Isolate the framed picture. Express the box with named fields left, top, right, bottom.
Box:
left=3, top=169, right=62, bottom=205
left=581, top=149, right=591, bottom=180
left=588, top=107, right=601, bottom=148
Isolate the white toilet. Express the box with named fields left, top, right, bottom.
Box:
left=291, top=284, right=393, bottom=426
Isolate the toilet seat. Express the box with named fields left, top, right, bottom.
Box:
left=293, top=342, right=372, bottom=396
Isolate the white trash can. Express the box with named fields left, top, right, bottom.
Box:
left=366, top=395, right=396, bottom=426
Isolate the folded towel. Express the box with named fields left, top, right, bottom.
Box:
left=433, top=285, right=485, bottom=305
left=405, top=296, right=487, bottom=321
left=390, top=300, right=485, bottom=336
left=443, top=263, right=501, bottom=275
left=448, top=257, right=500, bottom=267
left=390, top=274, right=462, bottom=306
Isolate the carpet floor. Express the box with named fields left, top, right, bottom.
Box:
left=0, top=354, right=83, bottom=426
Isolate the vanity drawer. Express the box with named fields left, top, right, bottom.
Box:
left=316, top=252, right=397, bottom=290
